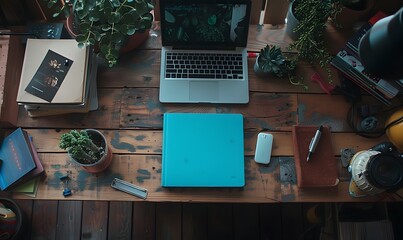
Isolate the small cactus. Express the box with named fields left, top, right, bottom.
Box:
left=59, top=130, right=105, bottom=164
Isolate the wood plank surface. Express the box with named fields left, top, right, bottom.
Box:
left=182, top=203, right=208, bottom=240
left=281, top=203, right=304, bottom=240
left=13, top=22, right=402, bottom=204
left=56, top=201, right=82, bottom=240
left=233, top=203, right=260, bottom=240
left=259, top=203, right=283, bottom=240
left=10, top=129, right=389, bottom=202
left=14, top=199, right=33, bottom=240
left=31, top=200, right=58, bottom=240
left=156, top=202, right=182, bottom=240
left=24, top=129, right=388, bottom=156
left=108, top=201, right=132, bottom=239
left=82, top=201, right=109, bottom=240
left=132, top=202, right=156, bottom=240
left=208, top=203, right=234, bottom=240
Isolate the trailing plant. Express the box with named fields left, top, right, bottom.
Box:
left=59, top=130, right=105, bottom=164
left=255, top=45, right=307, bottom=89
left=45, top=0, right=154, bottom=67
left=288, top=0, right=343, bottom=83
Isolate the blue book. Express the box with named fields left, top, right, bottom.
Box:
left=161, top=113, right=245, bottom=187
left=0, top=128, right=37, bottom=191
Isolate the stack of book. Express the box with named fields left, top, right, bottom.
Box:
left=16, top=39, right=98, bottom=117
left=0, top=128, right=45, bottom=192
left=331, top=12, right=403, bottom=105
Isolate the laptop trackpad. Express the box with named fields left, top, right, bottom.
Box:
left=189, top=81, right=219, bottom=102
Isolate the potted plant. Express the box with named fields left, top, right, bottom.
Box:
left=254, top=45, right=307, bottom=89
left=286, top=0, right=343, bottom=82
left=333, top=0, right=375, bottom=29
left=45, top=0, right=154, bottom=67
left=59, top=129, right=112, bottom=173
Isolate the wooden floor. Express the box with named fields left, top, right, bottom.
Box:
left=8, top=200, right=402, bottom=240
left=12, top=200, right=332, bottom=240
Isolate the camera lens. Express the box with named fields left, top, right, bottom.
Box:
left=366, top=154, right=403, bottom=189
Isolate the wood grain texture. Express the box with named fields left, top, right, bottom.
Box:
left=31, top=200, right=58, bottom=240
left=259, top=203, right=283, bottom=240
left=21, top=154, right=278, bottom=202
left=17, top=88, right=122, bottom=128
left=13, top=22, right=402, bottom=204
left=56, top=201, right=82, bottom=240
left=156, top=202, right=182, bottom=240
left=24, top=129, right=388, bottom=156
left=208, top=203, right=234, bottom=240
left=13, top=199, right=33, bottom=240
left=233, top=203, right=260, bottom=240
left=182, top=203, right=208, bottom=240
left=82, top=201, right=108, bottom=240
left=281, top=203, right=304, bottom=240
left=108, top=201, right=132, bottom=239
left=132, top=202, right=156, bottom=240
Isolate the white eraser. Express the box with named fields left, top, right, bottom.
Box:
left=254, top=132, right=273, bottom=164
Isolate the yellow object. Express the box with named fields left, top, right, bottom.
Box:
left=385, top=108, right=403, bottom=152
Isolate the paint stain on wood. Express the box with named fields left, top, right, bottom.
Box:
left=136, top=169, right=151, bottom=183
left=251, top=118, right=273, bottom=130
left=258, top=157, right=279, bottom=174
left=50, top=164, right=61, bottom=170
left=135, top=135, right=146, bottom=141
left=110, top=132, right=136, bottom=152
left=142, top=75, right=152, bottom=82
left=297, top=103, right=307, bottom=123
left=281, top=193, right=296, bottom=202
left=279, top=157, right=296, bottom=184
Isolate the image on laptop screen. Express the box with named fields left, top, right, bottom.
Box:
left=161, top=2, right=249, bottom=47
left=159, top=0, right=251, bottom=104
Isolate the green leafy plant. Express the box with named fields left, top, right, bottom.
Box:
left=288, top=0, right=343, bottom=82
left=59, top=130, right=105, bottom=164
left=255, top=45, right=306, bottom=89
left=45, top=0, right=154, bottom=67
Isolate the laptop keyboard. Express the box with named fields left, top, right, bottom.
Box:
left=165, top=52, right=244, bottom=79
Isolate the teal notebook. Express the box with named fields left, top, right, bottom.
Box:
left=161, top=113, right=245, bottom=187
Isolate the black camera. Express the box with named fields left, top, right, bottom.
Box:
left=349, top=142, right=403, bottom=196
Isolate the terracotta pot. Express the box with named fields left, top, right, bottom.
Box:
left=69, top=129, right=113, bottom=174
left=334, top=0, right=375, bottom=29
left=65, top=15, right=150, bottom=54
left=65, top=14, right=79, bottom=38
left=118, top=29, right=150, bottom=54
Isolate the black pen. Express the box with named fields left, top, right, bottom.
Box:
left=307, top=125, right=323, bottom=162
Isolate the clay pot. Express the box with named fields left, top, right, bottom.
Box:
left=69, top=129, right=113, bottom=174
left=334, top=0, right=376, bottom=30
left=65, top=15, right=149, bottom=54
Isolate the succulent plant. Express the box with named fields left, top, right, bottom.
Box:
left=255, top=45, right=306, bottom=89
left=255, top=45, right=298, bottom=78
left=257, top=45, right=287, bottom=77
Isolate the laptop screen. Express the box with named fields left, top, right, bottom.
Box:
left=160, top=0, right=251, bottom=49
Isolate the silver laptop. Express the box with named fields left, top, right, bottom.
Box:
left=159, top=0, right=251, bottom=103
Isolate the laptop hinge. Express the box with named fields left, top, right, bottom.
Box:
left=172, top=45, right=236, bottom=51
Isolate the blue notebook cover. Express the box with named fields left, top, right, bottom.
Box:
left=0, top=128, right=37, bottom=191
left=161, top=113, right=245, bottom=187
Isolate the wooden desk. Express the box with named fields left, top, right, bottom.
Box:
left=14, top=22, right=398, bottom=203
